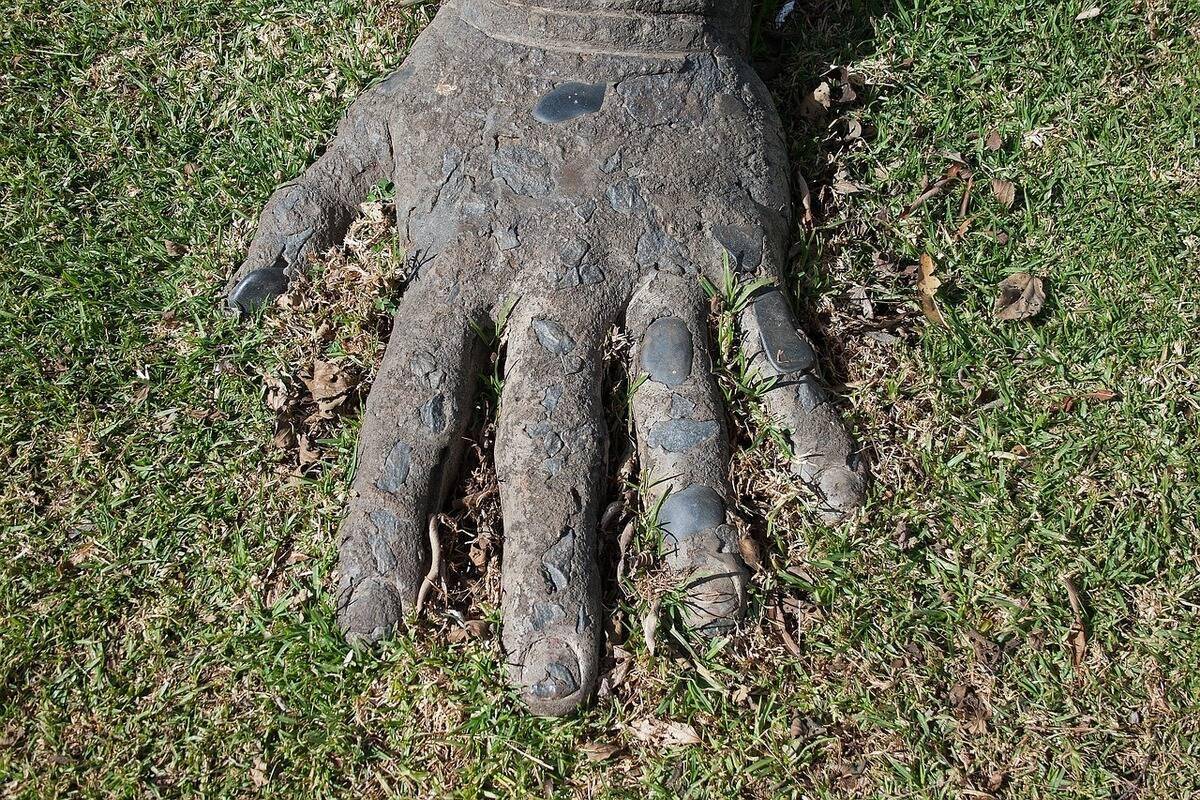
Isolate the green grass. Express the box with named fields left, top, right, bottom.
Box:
left=3, top=0, right=1200, bottom=796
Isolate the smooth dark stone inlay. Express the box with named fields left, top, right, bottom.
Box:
left=533, top=319, right=576, bottom=354
left=531, top=659, right=580, bottom=700
left=228, top=268, right=288, bottom=313
left=541, top=527, right=575, bottom=593
left=533, top=81, right=606, bottom=124
left=659, top=485, right=725, bottom=543
left=753, top=290, right=817, bottom=374
left=641, top=317, right=693, bottom=387
left=376, top=441, right=412, bottom=494
left=647, top=419, right=719, bottom=453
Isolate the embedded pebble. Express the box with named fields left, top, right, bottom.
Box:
left=647, top=419, right=719, bottom=453
left=669, top=393, right=696, bottom=419
left=532, top=81, right=606, bottom=124
left=375, top=441, right=412, bottom=493
left=533, top=319, right=576, bottom=354
left=659, top=485, right=724, bottom=543
left=368, top=510, right=400, bottom=572
left=531, top=658, right=580, bottom=700
left=712, top=224, right=763, bottom=271
left=576, top=606, right=591, bottom=634
left=791, top=374, right=830, bottom=412
left=606, top=178, right=643, bottom=214
left=228, top=268, right=288, bottom=313
left=753, top=290, right=817, bottom=374
left=420, top=395, right=446, bottom=432
left=641, top=317, right=693, bottom=386
left=531, top=602, right=566, bottom=630
left=574, top=199, right=597, bottom=222
left=541, top=527, right=575, bottom=592
left=542, top=385, right=563, bottom=414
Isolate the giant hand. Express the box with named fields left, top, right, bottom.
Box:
left=226, top=0, right=866, bottom=715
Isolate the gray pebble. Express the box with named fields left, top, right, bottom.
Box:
left=641, top=316, right=693, bottom=386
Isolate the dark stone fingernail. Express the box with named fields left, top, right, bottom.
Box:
left=753, top=289, right=816, bottom=374
left=227, top=267, right=288, bottom=313
left=532, top=81, right=606, bottom=124
left=659, top=485, right=724, bottom=544
left=641, top=316, right=693, bottom=387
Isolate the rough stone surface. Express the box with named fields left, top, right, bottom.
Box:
left=225, top=0, right=866, bottom=717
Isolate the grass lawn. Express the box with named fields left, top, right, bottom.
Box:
left=3, top=0, right=1200, bottom=796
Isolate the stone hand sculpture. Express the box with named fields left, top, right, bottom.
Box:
left=226, top=0, right=865, bottom=715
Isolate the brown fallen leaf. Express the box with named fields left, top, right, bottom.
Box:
left=642, top=596, right=662, bottom=656
left=1056, top=388, right=1120, bottom=413
left=916, top=253, right=947, bottom=326
left=984, top=129, right=1003, bottom=151
left=164, top=239, right=188, bottom=257
left=304, top=359, right=357, bottom=411
left=992, top=272, right=1045, bottom=321
left=297, top=433, right=321, bottom=468
left=991, top=178, right=1017, bottom=208
left=1062, top=575, right=1088, bottom=667
left=580, top=741, right=624, bottom=763
left=795, top=170, right=814, bottom=225
left=630, top=719, right=702, bottom=747
left=738, top=534, right=762, bottom=571
left=263, top=374, right=290, bottom=411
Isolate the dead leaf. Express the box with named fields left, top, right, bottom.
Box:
left=303, top=359, right=356, bottom=411
left=796, top=171, right=814, bottom=225
left=250, top=756, right=268, bottom=788
left=738, top=534, right=762, bottom=571
left=1076, top=5, right=1101, bottom=20
left=580, top=742, right=624, bottom=763
left=991, top=178, right=1016, bottom=208
left=263, top=374, right=289, bottom=411
left=642, top=596, right=662, bottom=656
left=916, top=253, right=941, bottom=296
left=800, top=81, right=832, bottom=120
left=992, top=272, right=1045, bottom=321
left=297, top=433, right=321, bottom=468
left=164, top=239, right=188, bottom=257
left=959, top=173, right=975, bottom=220
left=448, top=619, right=492, bottom=643
left=68, top=539, right=96, bottom=567
left=831, top=168, right=866, bottom=196
left=1067, top=623, right=1087, bottom=667
left=630, top=719, right=702, bottom=747
left=984, top=129, right=1003, bottom=151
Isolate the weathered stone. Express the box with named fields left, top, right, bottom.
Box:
left=492, top=145, right=553, bottom=197
left=712, top=223, right=762, bottom=270
left=641, top=317, right=693, bottom=386
left=531, top=602, right=566, bottom=630
left=420, top=395, right=446, bottom=432
left=225, top=0, right=869, bottom=719
left=533, top=81, right=606, bottom=124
